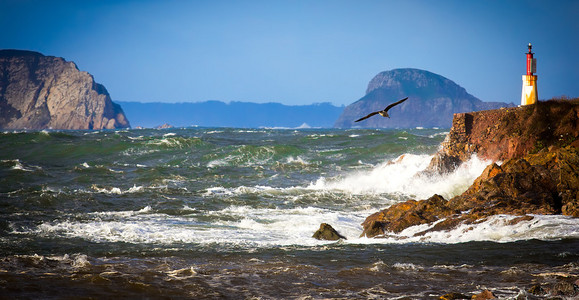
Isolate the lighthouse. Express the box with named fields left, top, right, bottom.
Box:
left=521, top=43, right=538, bottom=105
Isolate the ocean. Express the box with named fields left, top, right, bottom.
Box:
left=1, top=128, right=578, bottom=299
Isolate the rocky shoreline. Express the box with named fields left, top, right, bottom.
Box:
left=352, top=98, right=579, bottom=299
left=360, top=98, right=579, bottom=238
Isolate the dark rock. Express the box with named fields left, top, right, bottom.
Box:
left=312, top=223, right=346, bottom=241
left=551, top=280, right=578, bottom=296
left=527, top=284, right=547, bottom=295
left=0, top=49, right=130, bottom=130
left=334, top=68, right=512, bottom=128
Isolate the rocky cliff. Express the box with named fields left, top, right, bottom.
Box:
left=427, top=98, right=579, bottom=173
left=361, top=99, right=579, bottom=238
left=0, top=50, right=130, bottom=130
left=334, top=68, right=513, bottom=128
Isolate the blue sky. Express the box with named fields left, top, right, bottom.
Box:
left=1, top=0, right=578, bottom=105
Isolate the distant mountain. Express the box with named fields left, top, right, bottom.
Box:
left=334, top=68, right=514, bottom=128
left=118, top=101, right=344, bottom=128
left=0, top=50, right=129, bottom=130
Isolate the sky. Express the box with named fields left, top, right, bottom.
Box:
left=1, top=0, right=578, bottom=106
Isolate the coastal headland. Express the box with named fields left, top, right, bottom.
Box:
left=362, top=98, right=579, bottom=238
left=0, top=50, right=130, bottom=130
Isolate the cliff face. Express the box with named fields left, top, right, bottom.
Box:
left=428, top=98, right=579, bottom=172
left=0, top=50, right=130, bottom=130
left=361, top=99, right=579, bottom=238
left=334, top=68, right=512, bottom=128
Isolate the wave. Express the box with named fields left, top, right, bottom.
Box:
left=90, top=184, right=145, bottom=195
left=18, top=206, right=579, bottom=248
left=1, top=159, right=43, bottom=172
left=206, top=144, right=304, bottom=168
left=308, top=153, right=491, bottom=200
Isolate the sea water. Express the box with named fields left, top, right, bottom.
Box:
left=0, top=128, right=578, bottom=299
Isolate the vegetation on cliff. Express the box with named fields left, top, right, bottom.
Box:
left=362, top=98, right=579, bottom=238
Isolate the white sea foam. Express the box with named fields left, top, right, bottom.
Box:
left=152, top=138, right=182, bottom=147
left=285, top=156, right=309, bottom=165
left=429, top=131, right=449, bottom=138
left=18, top=205, right=579, bottom=247
left=308, top=153, right=491, bottom=200
left=393, top=262, right=423, bottom=270
left=21, top=204, right=364, bottom=247
left=5, top=159, right=42, bottom=172
left=354, top=214, right=579, bottom=244
left=91, top=184, right=144, bottom=195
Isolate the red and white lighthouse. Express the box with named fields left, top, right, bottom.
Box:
left=521, top=43, right=538, bottom=105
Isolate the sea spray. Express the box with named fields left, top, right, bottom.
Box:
left=308, top=153, right=491, bottom=200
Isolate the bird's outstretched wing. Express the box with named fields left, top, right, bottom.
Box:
left=354, top=97, right=409, bottom=123
left=383, top=97, right=409, bottom=112
left=354, top=111, right=380, bottom=122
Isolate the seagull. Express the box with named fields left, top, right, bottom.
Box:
left=354, top=97, right=408, bottom=122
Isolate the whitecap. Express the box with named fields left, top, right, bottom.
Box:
left=91, top=185, right=144, bottom=195
left=8, top=159, right=42, bottom=172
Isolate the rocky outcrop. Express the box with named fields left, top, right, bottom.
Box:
left=362, top=145, right=579, bottom=238
left=427, top=98, right=579, bottom=173
left=312, top=223, right=346, bottom=241
left=361, top=99, right=579, bottom=238
left=0, top=50, right=130, bottom=130
left=334, top=68, right=512, bottom=128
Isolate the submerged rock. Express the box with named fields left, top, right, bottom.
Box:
left=312, top=223, right=346, bottom=241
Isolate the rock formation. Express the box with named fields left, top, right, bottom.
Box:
left=334, top=68, right=512, bottom=128
left=0, top=50, right=130, bottom=130
left=361, top=99, right=579, bottom=238
left=312, top=223, right=347, bottom=241
left=427, top=98, right=579, bottom=173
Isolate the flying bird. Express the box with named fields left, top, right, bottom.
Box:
left=354, top=97, right=409, bottom=122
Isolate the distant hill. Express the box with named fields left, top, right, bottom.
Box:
left=334, top=68, right=514, bottom=128
left=0, top=50, right=129, bottom=130
left=118, top=101, right=344, bottom=128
